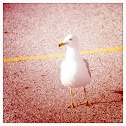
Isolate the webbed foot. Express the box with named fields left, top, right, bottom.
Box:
left=68, top=103, right=77, bottom=108
left=83, top=100, right=92, bottom=106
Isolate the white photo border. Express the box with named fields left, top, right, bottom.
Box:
left=0, top=0, right=125, bottom=126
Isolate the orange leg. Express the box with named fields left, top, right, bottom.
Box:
left=68, top=88, right=76, bottom=108
left=83, top=87, right=92, bottom=106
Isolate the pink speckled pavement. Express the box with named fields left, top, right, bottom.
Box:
left=3, top=3, right=123, bottom=123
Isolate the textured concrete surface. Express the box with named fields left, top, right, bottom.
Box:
left=3, top=3, right=123, bottom=123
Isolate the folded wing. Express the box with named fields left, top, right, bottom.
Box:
left=83, top=59, right=91, bottom=78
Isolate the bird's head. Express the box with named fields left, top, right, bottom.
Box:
left=58, top=34, right=80, bottom=49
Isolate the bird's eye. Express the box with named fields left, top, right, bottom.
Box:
left=69, top=38, right=72, bottom=41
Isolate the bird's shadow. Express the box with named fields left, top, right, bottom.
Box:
left=91, top=99, right=123, bottom=106
left=76, top=90, right=123, bottom=108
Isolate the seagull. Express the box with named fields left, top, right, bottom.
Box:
left=58, top=34, right=92, bottom=108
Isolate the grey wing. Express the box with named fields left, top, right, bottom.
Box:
left=83, top=59, right=91, bottom=78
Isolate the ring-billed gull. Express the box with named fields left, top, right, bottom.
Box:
left=58, top=34, right=92, bottom=108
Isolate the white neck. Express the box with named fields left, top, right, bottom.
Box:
left=65, top=46, right=81, bottom=60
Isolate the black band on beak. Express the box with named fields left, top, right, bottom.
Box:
left=58, top=42, right=66, bottom=47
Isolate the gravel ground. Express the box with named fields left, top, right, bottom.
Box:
left=3, top=3, right=123, bottom=123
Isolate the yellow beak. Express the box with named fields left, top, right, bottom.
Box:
left=58, top=42, right=66, bottom=47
